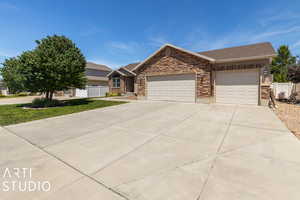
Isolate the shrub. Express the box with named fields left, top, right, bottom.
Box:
left=15, top=92, right=28, bottom=97
left=31, top=98, right=61, bottom=108
left=105, top=92, right=121, bottom=97
left=0, top=94, right=6, bottom=98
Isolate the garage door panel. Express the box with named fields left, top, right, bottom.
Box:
left=216, top=70, right=259, bottom=105
left=147, top=74, right=195, bottom=102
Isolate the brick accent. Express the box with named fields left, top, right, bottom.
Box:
left=213, top=59, right=269, bottom=71
left=108, top=76, right=125, bottom=94
left=261, top=85, right=271, bottom=100
left=136, top=76, right=145, bottom=96
left=196, top=72, right=211, bottom=98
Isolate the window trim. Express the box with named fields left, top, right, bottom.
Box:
left=112, top=77, right=121, bottom=88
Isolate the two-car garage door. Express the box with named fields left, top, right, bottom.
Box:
left=147, top=74, right=195, bottom=102
left=216, top=70, right=259, bottom=105
left=146, top=70, right=259, bottom=105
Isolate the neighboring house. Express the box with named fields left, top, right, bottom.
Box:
left=74, top=62, right=112, bottom=98
left=108, top=42, right=276, bottom=105
left=107, top=63, right=138, bottom=95
left=0, top=80, right=8, bottom=96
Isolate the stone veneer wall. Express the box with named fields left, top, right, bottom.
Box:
left=134, top=46, right=271, bottom=105
left=135, top=46, right=211, bottom=102
left=108, top=75, right=125, bottom=94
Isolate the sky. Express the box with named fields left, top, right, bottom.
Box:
left=1, top=0, right=300, bottom=69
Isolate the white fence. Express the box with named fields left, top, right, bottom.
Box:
left=75, top=86, right=109, bottom=98
left=271, top=82, right=294, bottom=99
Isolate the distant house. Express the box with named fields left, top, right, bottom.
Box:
left=0, top=80, right=8, bottom=96
left=73, top=62, right=112, bottom=98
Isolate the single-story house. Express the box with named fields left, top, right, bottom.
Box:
left=73, top=62, right=112, bottom=98
left=108, top=42, right=276, bottom=105
left=107, top=63, right=138, bottom=95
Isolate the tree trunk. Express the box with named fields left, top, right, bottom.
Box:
left=45, top=91, right=49, bottom=99
left=49, top=91, right=54, bottom=101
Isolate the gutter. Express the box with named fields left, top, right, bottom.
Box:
left=214, top=54, right=277, bottom=63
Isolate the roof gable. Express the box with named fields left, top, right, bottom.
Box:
left=123, top=63, right=139, bottom=71
left=132, top=44, right=215, bottom=72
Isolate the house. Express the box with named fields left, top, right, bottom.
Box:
left=107, top=63, right=138, bottom=95
left=108, top=42, right=276, bottom=105
left=0, top=80, right=8, bottom=96
left=73, top=62, right=112, bottom=98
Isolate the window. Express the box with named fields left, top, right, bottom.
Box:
left=113, top=77, right=120, bottom=88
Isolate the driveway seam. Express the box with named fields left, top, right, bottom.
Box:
left=230, top=122, right=290, bottom=133
left=90, top=111, right=199, bottom=176
left=112, top=154, right=216, bottom=189
left=196, top=105, right=238, bottom=200
left=9, top=102, right=175, bottom=149
left=1, top=125, right=132, bottom=200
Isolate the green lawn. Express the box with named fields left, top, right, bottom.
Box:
left=0, top=99, right=126, bottom=126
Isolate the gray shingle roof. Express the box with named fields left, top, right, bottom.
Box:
left=86, top=62, right=112, bottom=71
left=198, top=42, right=276, bottom=61
left=122, top=63, right=140, bottom=71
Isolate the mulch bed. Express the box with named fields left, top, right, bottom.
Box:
left=274, top=101, right=300, bottom=140
left=112, top=96, right=138, bottom=100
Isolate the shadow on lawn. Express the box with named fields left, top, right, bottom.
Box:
left=17, top=98, right=93, bottom=108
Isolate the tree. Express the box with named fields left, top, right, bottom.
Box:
left=288, top=64, right=300, bottom=83
left=0, top=35, right=86, bottom=100
left=271, top=45, right=296, bottom=82
left=0, top=57, right=25, bottom=93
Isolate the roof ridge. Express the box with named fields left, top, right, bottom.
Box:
left=86, top=61, right=112, bottom=71
left=198, top=42, right=272, bottom=53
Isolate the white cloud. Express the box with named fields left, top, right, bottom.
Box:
left=107, top=41, right=140, bottom=54
left=79, top=26, right=104, bottom=37
left=291, top=40, right=300, bottom=49
left=259, top=10, right=300, bottom=26
left=250, top=26, right=300, bottom=42
left=0, top=50, right=17, bottom=58
left=184, top=21, right=300, bottom=52
left=148, top=35, right=170, bottom=47
left=0, top=2, right=18, bottom=10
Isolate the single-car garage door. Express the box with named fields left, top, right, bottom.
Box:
left=147, top=74, right=195, bottom=102
left=216, top=70, right=259, bottom=105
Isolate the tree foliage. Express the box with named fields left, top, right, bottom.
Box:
left=288, top=64, right=300, bottom=83
left=1, top=57, right=26, bottom=93
left=0, top=35, right=86, bottom=99
left=271, top=45, right=296, bottom=82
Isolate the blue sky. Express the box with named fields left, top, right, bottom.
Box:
left=0, top=0, right=300, bottom=69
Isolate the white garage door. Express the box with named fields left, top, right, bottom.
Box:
left=147, top=74, right=195, bottom=102
left=216, top=70, right=259, bottom=105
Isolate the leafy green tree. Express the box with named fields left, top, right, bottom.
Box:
left=271, top=45, right=296, bottom=82
left=0, top=57, right=25, bottom=93
left=0, top=35, right=86, bottom=100
left=288, top=61, right=300, bottom=83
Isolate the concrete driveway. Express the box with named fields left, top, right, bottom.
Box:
left=1, top=101, right=300, bottom=200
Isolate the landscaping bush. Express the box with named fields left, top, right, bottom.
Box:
left=15, top=92, right=28, bottom=97
left=31, top=98, right=61, bottom=108
left=0, top=94, right=6, bottom=98
left=105, top=92, right=121, bottom=97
